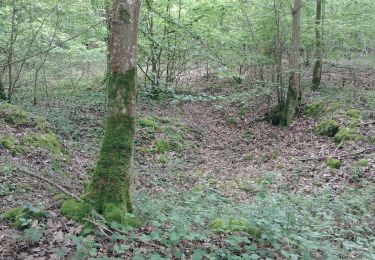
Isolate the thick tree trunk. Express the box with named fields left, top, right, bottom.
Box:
left=280, top=0, right=302, bottom=125
left=312, top=0, right=323, bottom=91
left=87, top=0, right=141, bottom=215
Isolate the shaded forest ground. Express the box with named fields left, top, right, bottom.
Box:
left=1, top=62, right=375, bottom=259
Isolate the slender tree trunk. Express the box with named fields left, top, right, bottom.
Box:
left=7, top=0, right=16, bottom=102
left=87, top=0, right=141, bottom=215
left=312, top=0, right=323, bottom=91
left=274, top=0, right=283, bottom=108
left=0, top=80, right=6, bottom=100
left=105, top=0, right=112, bottom=90
left=280, top=0, right=302, bottom=125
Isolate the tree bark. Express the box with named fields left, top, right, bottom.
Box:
left=280, top=0, right=302, bottom=125
left=7, top=0, right=16, bottom=102
left=87, top=0, right=141, bottom=215
left=312, top=0, right=323, bottom=91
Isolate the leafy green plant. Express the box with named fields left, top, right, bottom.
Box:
left=1, top=204, right=46, bottom=229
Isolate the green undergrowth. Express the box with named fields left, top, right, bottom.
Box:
left=137, top=115, right=186, bottom=156
left=24, top=132, right=63, bottom=156
left=326, top=157, right=342, bottom=169
left=0, top=134, right=26, bottom=155
left=1, top=204, right=46, bottom=230
left=334, top=127, right=363, bottom=143
left=315, top=119, right=340, bottom=137
left=14, top=87, right=106, bottom=156
left=0, top=104, right=65, bottom=157
left=60, top=199, right=140, bottom=228
left=305, top=100, right=326, bottom=116
left=79, top=182, right=375, bottom=259
left=0, top=103, right=50, bottom=131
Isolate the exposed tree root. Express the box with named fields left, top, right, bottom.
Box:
left=15, top=167, right=82, bottom=202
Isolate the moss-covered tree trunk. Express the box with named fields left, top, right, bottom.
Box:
left=0, top=81, right=6, bottom=100
left=280, top=0, right=302, bottom=125
left=312, top=0, right=323, bottom=91
left=87, top=0, right=141, bottom=216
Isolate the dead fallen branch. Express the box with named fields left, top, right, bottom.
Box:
left=359, top=120, right=375, bottom=126
left=16, top=167, right=81, bottom=202
left=301, top=147, right=375, bottom=162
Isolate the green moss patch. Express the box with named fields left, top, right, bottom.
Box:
left=0, top=134, right=26, bottom=155
left=103, top=203, right=139, bottom=227
left=333, top=128, right=362, bottom=143
left=305, top=101, right=325, bottom=116
left=357, top=159, right=369, bottom=167
left=60, top=199, right=90, bottom=222
left=0, top=103, right=29, bottom=126
left=346, top=109, right=361, bottom=119
left=24, top=132, right=63, bottom=156
left=210, top=218, right=261, bottom=238
left=1, top=205, right=46, bottom=230
left=0, top=103, right=52, bottom=132
left=326, top=158, right=342, bottom=169
left=155, top=139, right=171, bottom=153
left=139, top=116, right=159, bottom=129
left=315, top=120, right=340, bottom=137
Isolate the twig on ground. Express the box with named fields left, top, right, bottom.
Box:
left=15, top=167, right=81, bottom=202
left=84, top=217, right=165, bottom=251
left=359, top=120, right=375, bottom=126
left=301, top=147, right=375, bottom=162
left=84, top=217, right=113, bottom=240
left=334, top=141, right=344, bottom=153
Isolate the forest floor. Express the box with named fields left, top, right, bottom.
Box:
left=1, top=65, right=375, bottom=259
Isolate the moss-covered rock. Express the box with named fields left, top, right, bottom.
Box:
left=326, top=158, right=342, bottom=169
left=1, top=206, right=46, bottom=229
left=60, top=199, right=90, bottom=222
left=24, top=132, right=63, bottom=156
left=155, top=139, right=171, bottom=153
left=305, top=101, right=325, bottom=116
left=210, top=218, right=261, bottom=238
left=0, top=134, right=26, bottom=155
left=315, top=119, right=340, bottom=137
left=333, top=127, right=362, bottom=143
left=346, top=109, right=361, bottom=119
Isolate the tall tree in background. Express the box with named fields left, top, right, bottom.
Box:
left=280, top=0, right=302, bottom=125
left=312, top=0, right=323, bottom=90
left=87, top=0, right=141, bottom=216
